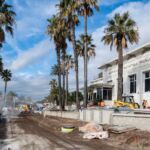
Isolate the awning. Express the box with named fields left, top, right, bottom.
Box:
left=88, top=82, right=113, bottom=88
left=80, top=83, right=113, bottom=91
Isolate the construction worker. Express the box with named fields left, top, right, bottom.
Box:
left=142, top=100, right=148, bottom=109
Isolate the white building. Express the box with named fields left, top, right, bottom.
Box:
left=89, top=43, right=150, bottom=106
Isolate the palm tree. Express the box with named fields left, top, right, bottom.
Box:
left=50, top=64, right=61, bottom=76
left=58, top=0, right=80, bottom=110
left=65, top=55, right=74, bottom=105
left=0, top=91, right=2, bottom=99
left=7, top=91, right=17, bottom=107
left=49, top=79, right=58, bottom=104
left=61, top=40, right=67, bottom=109
left=50, top=79, right=57, bottom=89
left=78, top=0, right=99, bottom=107
left=76, top=35, right=95, bottom=101
left=0, top=57, right=3, bottom=74
left=101, top=12, right=139, bottom=100
left=76, top=34, right=96, bottom=59
left=0, top=0, right=16, bottom=47
left=47, top=15, right=67, bottom=110
left=1, top=69, right=12, bottom=106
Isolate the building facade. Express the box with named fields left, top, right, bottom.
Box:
left=89, top=43, right=150, bottom=106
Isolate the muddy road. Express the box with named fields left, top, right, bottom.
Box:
left=0, top=114, right=118, bottom=150
left=0, top=114, right=150, bottom=150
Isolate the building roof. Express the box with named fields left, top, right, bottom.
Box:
left=89, top=82, right=113, bottom=88
left=98, top=42, right=150, bottom=69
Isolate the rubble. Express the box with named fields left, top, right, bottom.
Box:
left=83, top=131, right=109, bottom=139
left=79, top=122, right=103, bottom=133
left=79, top=122, right=109, bottom=139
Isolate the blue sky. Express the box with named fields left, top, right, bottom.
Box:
left=0, top=0, right=150, bottom=100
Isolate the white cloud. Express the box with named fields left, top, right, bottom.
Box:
left=110, top=1, right=150, bottom=46
left=13, top=0, right=58, bottom=39
left=100, top=0, right=129, bottom=6
left=10, top=39, right=54, bottom=71
left=0, top=1, right=58, bottom=100
left=0, top=73, right=50, bottom=100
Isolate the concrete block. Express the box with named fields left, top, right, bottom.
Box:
left=101, top=110, right=113, bottom=124
left=112, top=113, right=150, bottom=131
left=93, top=110, right=102, bottom=123
left=85, top=110, right=92, bottom=121
left=79, top=110, right=84, bottom=120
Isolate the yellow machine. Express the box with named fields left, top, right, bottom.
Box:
left=21, top=104, right=29, bottom=113
left=114, top=96, right=140, bottom=109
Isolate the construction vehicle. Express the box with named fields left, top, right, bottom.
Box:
left=19, top=104, right=30, bottom=113
left=114, top=96, right=140, bottom=109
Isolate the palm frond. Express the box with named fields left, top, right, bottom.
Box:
left=102, top=12, right=139, bottom=51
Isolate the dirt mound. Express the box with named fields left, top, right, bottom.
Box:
left=125, top=131, right=150, bottom=148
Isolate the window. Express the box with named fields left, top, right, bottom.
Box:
left=129, top=74, right=136, bottom=93
left=145, top=71, right=150, bottom=92
left=97, top=88, right=102, bottom=100
left=103, top=88, right=112, bottom=100
left=93, top=93, right=97, bottom=100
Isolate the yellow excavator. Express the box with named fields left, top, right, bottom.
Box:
left=114, top=96, right=140, bottom=109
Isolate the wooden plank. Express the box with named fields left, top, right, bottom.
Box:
left=109, top=125, right=136, bottom=134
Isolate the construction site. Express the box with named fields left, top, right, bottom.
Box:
left=1, top=0, right=150, bottom=150
left=0, top=103, right=150, bottom=150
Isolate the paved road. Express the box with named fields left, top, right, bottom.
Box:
left=0, top=114, right=121, bottom=150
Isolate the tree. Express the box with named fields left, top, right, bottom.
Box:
left=61, top=37, right=68, bottom=110
left=50, top=79, right=57, bottom=90
left=68, top=91, right=83, bottom=105
left=1, top=69, right=12, bottom=106
left=50, top=64, right=61, bottom=76
left=0, top=91, right=2, bottom=106
left=18, top=95, right=26, bottom=103
left=7, top=91, right=17, bottom=107
left=0, top=57, right=3, bottom=74
left=101, top=12, right=139, bottom=100
left=47, top=16, right=63, bottom=110
left=49, top=79, right=59, bottom=104
left=0, top=0, right=16, bottom=47
left=58, top=0, right=80, bottom=110
left=78, top=0, right=99, bottom=107
left=65, top=55, right=74, bottom=105
left=76, top=34, right=96, bottom=59
left=7, top=91, right=17, bottom=101
left=0, top=91, right=2, bottom=97
left=76, top=35, right=95, bottom=102
left=7, top=91, right=17, bottom=97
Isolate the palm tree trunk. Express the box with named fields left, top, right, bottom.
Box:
left=57, top=50, right=62, bottom=110
left=62, top=53, right=66, bottom=110
left=65, top=70, right=68, bottom=106
left=83, top=13, right=88, bottom=108
left=117, top=44, right=123, bottom=100
left=70, top=26, right=80, bottom=110
left=62, top=69, right=65, bottom=110
left=4, top=81, right=7, bottom=106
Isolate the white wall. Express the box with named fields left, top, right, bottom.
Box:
left=102, top=49, right=150, bottom=105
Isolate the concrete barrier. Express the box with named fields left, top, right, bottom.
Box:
left=79, top=109, right=114, bottom=124
left=43, top=109, right=150, bottom=131
left=44, top=109, right=114, bottom=124
left=112, top=113, right=150, bottom=131
left=43, top=111, right=79, bottom=120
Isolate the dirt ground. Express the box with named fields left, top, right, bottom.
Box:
left=0, top=114, right=150, bottom=150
